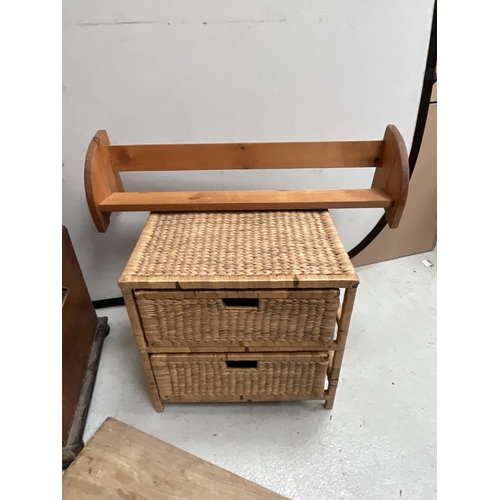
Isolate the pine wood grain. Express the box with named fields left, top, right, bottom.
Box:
left=371, top=125, right=409, bottom=228
left=100, top=188, right=393, bottom=212
left=85, top=127, right=409, bottom=232
left=62, top=418, right=289, bottom=499
left=109, top=140, right=383, bottom=171
left=84, top=130, right=124, bottom=232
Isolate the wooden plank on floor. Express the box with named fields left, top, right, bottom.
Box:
left=62, top=417, right=289, bottom=499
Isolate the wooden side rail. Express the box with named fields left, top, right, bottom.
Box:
left=108, top=140, right=383, bottom=171
left=85, top=125, right=409, bottom=232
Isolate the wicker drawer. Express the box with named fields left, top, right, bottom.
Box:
left=151, top=352, right=330, bottom=402
left=135, top=289, right=339, bottom=349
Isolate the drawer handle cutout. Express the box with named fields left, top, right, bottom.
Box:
left=222, top=298, right=259, bottom=309
left=226, top=360, right=258, bottom=369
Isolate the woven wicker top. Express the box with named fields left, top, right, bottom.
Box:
left=119, top=211, right=358, bottom=290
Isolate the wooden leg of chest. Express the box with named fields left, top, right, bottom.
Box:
left=324, top=284, right=358, bottom=409
left=122, top=289, right=164, bottom=412
left=139, top=351, right=164, bottom=412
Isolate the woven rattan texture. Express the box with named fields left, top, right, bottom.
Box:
left=121, top=211, right=356, bottom=283
left=136, top=292, right=338, bottom=348
left=151, top=356, right=328, bottom=399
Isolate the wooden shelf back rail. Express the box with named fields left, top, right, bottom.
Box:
left=85, top=125, right=409, bottom=233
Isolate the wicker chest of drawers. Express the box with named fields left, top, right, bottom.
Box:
left=119, top=210, right=359, bottom=411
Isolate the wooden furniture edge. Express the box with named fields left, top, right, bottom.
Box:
left=371, top=125, right=410, bottom=228
left=324, top=284, right=358, bottom=409
left=121, top=289, right=163, bottom=412
left=84, top=130, right=124, bottom=233
left=85, top=126, right=409, bottom=232
left=118, top=276, right=360, bottom=290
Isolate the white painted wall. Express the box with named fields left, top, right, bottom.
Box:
left=63, top=1, right=434, bottom=300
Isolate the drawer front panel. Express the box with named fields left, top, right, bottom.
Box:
left=151, top=352, right=329, bottom=402
left=136, top=289, right=339, bottom=349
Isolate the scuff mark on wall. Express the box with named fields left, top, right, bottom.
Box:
left=77, top=21, right=158, bottom=26
left=73, top=17, right=329, bottom=27
left=225, top=18, right=287, bottom=24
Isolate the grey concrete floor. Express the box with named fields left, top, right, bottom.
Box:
left=84, top=250, right=436, bottom=500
